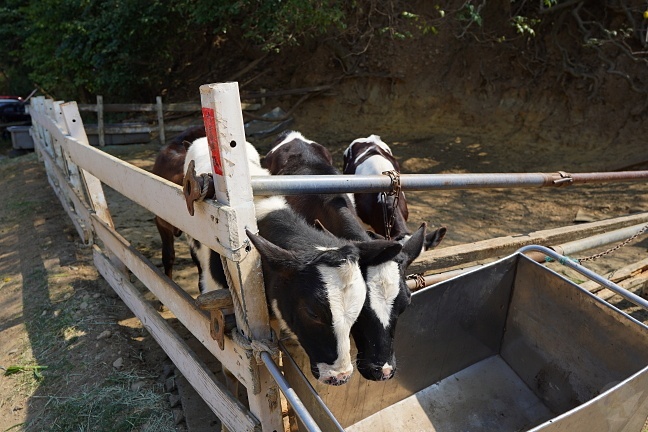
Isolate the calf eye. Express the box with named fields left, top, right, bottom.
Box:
left=303, top=306, right=326, bottom=325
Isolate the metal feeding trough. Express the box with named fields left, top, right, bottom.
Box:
left=280, top=246, right=648, bottom=431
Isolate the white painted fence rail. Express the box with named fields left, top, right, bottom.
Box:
left=29, top=88, right=283, bottom=431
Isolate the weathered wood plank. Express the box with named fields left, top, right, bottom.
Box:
left=38, top=140, right=93, bottom=244
left=97, top=95, right=105, bottom=147
left=580, top=257, right=648, bottom=293
left=53, top=100, right=85, bottom=196
left=410, top=212, right=648, bottom=274
left=60, top=102, right=116, bottom=231
left=201, top=82, right=282, bottom=432
left=594, top=272, right=648, bottom=302
left=93, top=247, right=261, bottom=432
left=91, top=215, right=255, bottom=389
left=156, top=96, right=165, bottom=145
left=59, top=128, right=244, bottom=260
left=85, top=124, right=152, bottom=134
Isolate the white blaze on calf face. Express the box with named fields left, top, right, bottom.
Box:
left=365, top=261, right=401, bottom=328
left=315, top=261, right=366, bottom=380
left=345, top=134, right=393, bottom=161
left=269, top=131, right=316, bottom=154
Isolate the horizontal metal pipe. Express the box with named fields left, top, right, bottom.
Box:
left=553, top=222, right=648, bottom=256
left=518, top=245, right=648, bottom=310
left=278, top=341, right=345, bottom=432
left=260, top=351, right=322, bottom=432
left=407, top=222, right=648, bottom=290
left=250, top=171, right=648, bottom=195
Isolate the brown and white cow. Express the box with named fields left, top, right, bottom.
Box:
left=343, top=134, right=446, bottom=250
left=151, top=125, right=206, bottom=279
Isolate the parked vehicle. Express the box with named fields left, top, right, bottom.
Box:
left=0, top=97, right=30, bottom=121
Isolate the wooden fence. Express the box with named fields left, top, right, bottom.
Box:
left=29, top=87, right=282, bottom=431
left=77, top=95, right=262, bottom=146
left=28, top=86, right=648, bottom=431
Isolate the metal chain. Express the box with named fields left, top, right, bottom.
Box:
left=407, top=273, right=427, bottom=290
left=578, top=223, right=648, bottom=263
left=381, top=170, right=401, bottom=240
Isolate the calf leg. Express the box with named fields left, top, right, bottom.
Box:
left=155, top=216, right=180, bottom=278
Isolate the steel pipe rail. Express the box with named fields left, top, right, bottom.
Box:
left=260, top=351, right=322, bottom=432
left=249, top=171, right=648, bottom=195
left=517, top=245, right=648, bottom=310
left=409, top=222, right=648, bottom=290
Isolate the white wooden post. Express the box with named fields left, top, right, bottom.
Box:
left=97, top=95, right=105, bottom=147
left=53, top=101, right=84, bottom=196
left=44, top=99, right=65, bottom=170
left=156, top=96, right=165, bottom=145
left=29, top=97, right=45, bottom=161
left=59, top=102, right=119, bottom=234
left=200, top=82, right=283, bottom=431
left=34, top=97, right=53, bottom=157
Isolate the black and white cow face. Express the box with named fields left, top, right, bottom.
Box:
left=351, top=223, right=427, bottom=381
left=247, top=230, right=371, bottom=386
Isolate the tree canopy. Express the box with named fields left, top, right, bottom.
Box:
left=1, top=1, right=646, bottom=103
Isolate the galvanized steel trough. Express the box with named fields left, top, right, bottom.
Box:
left=280, top=247, right=648, bottom=431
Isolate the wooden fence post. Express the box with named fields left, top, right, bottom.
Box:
left=97, top=95, right=105, bottom=147
left=200, top=82, right=283, bottom=431
left=156, top=96, right=165, bottom=145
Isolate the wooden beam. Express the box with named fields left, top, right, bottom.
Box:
left=201, top=82, right=282, bottom=432
left=580, top=257, right=648, bottom=293
left=593, top=272, right=648, bottom=302
left=91, top=215, right=256, bottom=389
left=38, top=140, right=93, bottom=244
left=97, top=95, right=105, bottom=147
left=156, top=96, right=165, bottom=145
left=59, top=129, right=243, bottom=260
left=59, top=102, right=116, bottom=231
left=93, top=247, right=261, bottom=432
left=410, top=212, right=648, bottom=274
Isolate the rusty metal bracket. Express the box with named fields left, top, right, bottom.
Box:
left=182, top=160, right=215, bottom=216
left=195, top=289, right=236, bottom=350
left=553, top=171, right=574, bottom=186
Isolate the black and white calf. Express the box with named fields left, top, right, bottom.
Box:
left=343, top=134, right=446, bottom=250
left=264, top=131, right=425, bottom=381
left=184, top=137, right=400, bottom=385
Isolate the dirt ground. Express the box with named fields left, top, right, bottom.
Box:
left=1, top=104, right=648, bottom=430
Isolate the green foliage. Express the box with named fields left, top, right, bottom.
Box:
left=20, top=0, right=185, bottom=100
left=457, top=3, right=483, bottom=27
left=400, top=11, right=438, bottom=36
left=511, top=15, right=540, bottom=37
left=0, top=0, right=346, bottom=100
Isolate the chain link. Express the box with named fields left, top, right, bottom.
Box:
left=578, top=223, right=648, bottom=263
left=381, top=170, right=401, bottom=240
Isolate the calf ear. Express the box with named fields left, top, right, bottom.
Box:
left=246, top=230, right=300, bottom=271
left=401, top=223, right=427, bottom=268
left=365, top=230, right=385, bottom=240
left=357, top=240, right=402, bottom=267
left=424, top=226, right=447, bottom=251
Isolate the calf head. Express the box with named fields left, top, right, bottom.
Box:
left=247, top=229, right=402, bottom=385
left=263, top=130, right=334, bottom=175
left=351, top=223, right=427, bottom=381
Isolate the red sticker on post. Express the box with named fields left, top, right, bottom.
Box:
left=201, top=107, right=223, bottom=176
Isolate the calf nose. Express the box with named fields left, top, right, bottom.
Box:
left=337, top=371, right=351, bottom=383
left=323, top=371, right=352, bottom=386
left=381, top=365, right=394, bottom=381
